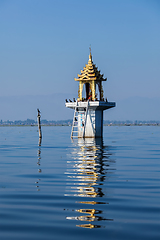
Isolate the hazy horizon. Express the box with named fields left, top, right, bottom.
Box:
left=0, top=93, right=160, bottom=122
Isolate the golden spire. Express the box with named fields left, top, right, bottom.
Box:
left=89, top=45, right=92, bottom=61
left=74, top=48, right=106, bottom=82
left=74, top=48, right=107, bottom=101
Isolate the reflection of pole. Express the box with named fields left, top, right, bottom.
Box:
left=39, top=136, right=42, bottom=146
left=37, top=109, right=42, bottom=139
left=35, top=132, right=42, bottom=191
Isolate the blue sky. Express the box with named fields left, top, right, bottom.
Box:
left=0, top=0, right=160, bottom=121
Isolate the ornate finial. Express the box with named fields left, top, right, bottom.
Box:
left=89, top=45, right=92, bottom=61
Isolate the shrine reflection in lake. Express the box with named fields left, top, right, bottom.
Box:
left=65, top=138, right=115, bottom=228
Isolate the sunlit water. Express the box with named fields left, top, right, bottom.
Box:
left=0, top=126, right=160, bottom=240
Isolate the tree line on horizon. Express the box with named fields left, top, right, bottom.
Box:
left=0, top=119, right=160, bottom=126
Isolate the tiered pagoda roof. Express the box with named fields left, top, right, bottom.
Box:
left=74, top=51, right=107, bottom=82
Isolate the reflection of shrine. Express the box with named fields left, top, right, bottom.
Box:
left=65, top=138, right=114, bottom=228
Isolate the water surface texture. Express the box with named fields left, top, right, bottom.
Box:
left=0, top=126, right=160, bottom=240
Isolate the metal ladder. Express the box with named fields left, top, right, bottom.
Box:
left=71, top=100, right=79, bottom=138
left=71, top=100, right=89, bottom=138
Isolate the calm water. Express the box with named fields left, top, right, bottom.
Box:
left=0, top=126, right=160, bottom=240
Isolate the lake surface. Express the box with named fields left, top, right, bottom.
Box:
left=0, top=126, right=160, bottom=240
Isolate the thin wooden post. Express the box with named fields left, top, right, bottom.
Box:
left=37, top=109, right=42, bottom=139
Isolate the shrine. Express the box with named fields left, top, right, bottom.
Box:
left=65, top=49, right=115, bottom=138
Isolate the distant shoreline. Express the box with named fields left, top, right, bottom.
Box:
left=1, top=119, right=160, bottom=127
left=0, top=124, right=159, bottom=127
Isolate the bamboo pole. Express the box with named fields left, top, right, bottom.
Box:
left=37, top=109, right=42, bottom=139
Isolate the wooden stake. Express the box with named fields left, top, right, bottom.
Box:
left=37, top=109, right=42, bottom=139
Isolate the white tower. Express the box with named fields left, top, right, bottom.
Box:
left=65, top=49, right=115, bottom=138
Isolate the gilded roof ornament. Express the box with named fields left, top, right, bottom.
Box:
left=89, top=46, right=92, bottom=61
left=74, top=49, right=107, bottom=82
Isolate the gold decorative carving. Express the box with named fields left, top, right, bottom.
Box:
left=74, top=50, right=107, bottom=101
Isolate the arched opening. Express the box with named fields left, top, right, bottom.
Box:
left=81, top=83, right=85, bottom=99
left=80, top=83, right=89, bottom=100
left=85, top=83, right=92, bottom=100
left=85, top=83, right=90, bottom=99
left=96, top=82, right=102, bottom=101
left=78, top=81, right=103, bottom=101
